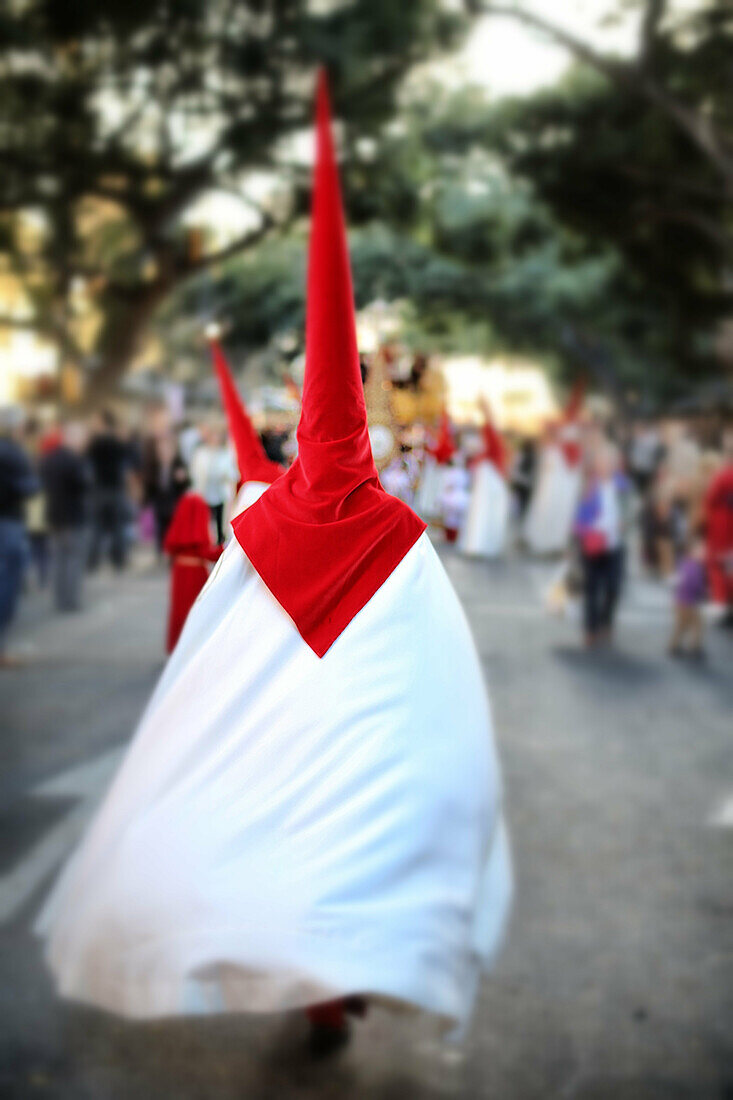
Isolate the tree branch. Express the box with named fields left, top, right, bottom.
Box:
left=468, top=1, right=733, bottom=187
left=183, top=210, right=294, bottom=273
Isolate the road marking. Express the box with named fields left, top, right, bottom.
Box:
left=709, top=796, right=733, bottom=829
left=0, top=745, right=124, bottom=924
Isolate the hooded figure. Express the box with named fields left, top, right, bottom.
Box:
left=415, top=406, right=455, bottom=522
left=461, top=400, right=510, bottom=559
left=163, top=490, right=223, bottom=654
left=36, top=73, right=511, bottom=1049
left=524, top=381, right=585, bottom=555
left=210, top=339, right=285, bottom=520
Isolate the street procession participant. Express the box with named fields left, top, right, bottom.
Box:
left=523, top=380, right=585, bottom=555
left=441, top=451, right=471, bottom=544
left=209, top=337, right=285, bottom=520
left=414, top=405, right=455, bottom=522
left=162, top=484, right=223, bottom=654
left=36, top=72, right=511, bottom=1060
left=461, top=397, right=510, bottom=559
left=704, top=430, right=733, bottom=627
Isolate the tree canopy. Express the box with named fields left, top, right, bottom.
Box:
left=0, top=0, right=465, bottom=399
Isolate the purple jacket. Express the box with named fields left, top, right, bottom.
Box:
left=675, top=558, right=706, bottom=606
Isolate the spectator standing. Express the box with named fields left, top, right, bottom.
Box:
left=190, top=424, right=236, bottom=544
left=141, top=431, right=189, bottom=554
left=23, top=420, right=51, bottom=589
left=40, top=422, right=93, bottom=612
left=511, top=437, right=537, bottom=520
left=628, top=421, right=661, bottom=495
left=87, top=409, right=131, bottom=570
left=574, top=444, right=624, bottom=648
left=0, top=407, right=39, bottom=667
left=668, top=534, right=707, bottom=659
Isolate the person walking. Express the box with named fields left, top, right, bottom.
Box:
left=668, top=533, right=707, bottom=659
left=87, top=409, right=131, bottom=570
left=40, top=422, right=93, bottom=613
left=37, top=76, right=511, bottom=1059
left=23, top=420, right=51, bottom=589
left=0, top=407, right=39, bottom=667
left=140, top=431, right=189, bottom=555
left=190, top=423, right=236, bottom=544
left=574, top=444, right=624, bottom=648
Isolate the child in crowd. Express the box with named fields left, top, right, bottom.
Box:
left=669, top=534, right=707, bottom=660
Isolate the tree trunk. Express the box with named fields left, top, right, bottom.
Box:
left=82, top=282, right=173, bottom=409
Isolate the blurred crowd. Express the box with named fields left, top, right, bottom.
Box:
left=1, top=392, right=732, bottom=669
left=0, top=403, right=239, bottom=665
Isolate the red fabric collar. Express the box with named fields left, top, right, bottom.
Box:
left=231, top=73, right=425, bottom=657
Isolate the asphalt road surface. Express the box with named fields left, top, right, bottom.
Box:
left=1, top=543, right=732, bottom=1099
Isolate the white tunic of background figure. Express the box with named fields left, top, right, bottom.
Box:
left=523, top=435, right=582, bottom=555
left=441, top=462, right=471, bottom=541
left=461, top=458, right=509, bottom=559
left=415, top=452, right=445, bottom=521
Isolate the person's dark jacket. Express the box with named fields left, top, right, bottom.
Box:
left=0, top=437, right=39, bottom=521
left=40, top=446, right=93, bottom=529
left=87, top=432, right=130, bottom=491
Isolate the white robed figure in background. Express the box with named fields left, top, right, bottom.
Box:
left=414, top=407, right=455, bottom=522
left=523, top=382, right=585, bottom=556
left=461, top=399, right=510, bottom=559
left=441, top=456, right=471, bottom=544
left=209, top=339, right=286, bottom=523
left=37, top=74, right=511, bottom=1054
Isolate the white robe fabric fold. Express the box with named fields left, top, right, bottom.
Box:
left=461, top=460, right=509, bottom=559
left=523, top=446, right=581, bottom=555
left=36, top=533, right=511, bottom=1026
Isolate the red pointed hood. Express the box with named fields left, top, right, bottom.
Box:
left=476, top=399, right=506, bottom=476
left=231, top=71, right=425, bottom=657
left=210, top=339, right=284, bottom=485
left=430, top=407, right=457, bottom=465
left=562, top=377, right=586, bottom=423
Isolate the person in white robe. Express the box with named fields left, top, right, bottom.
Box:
left=37, top=72, right=511, bottom=1058
left=414, top=409, right=456, bottom=523
left=523, top=420, right=583, bottom=555
left=461, top=405, right=510, bottom=559
left=441, top=458, right=471, bottom=544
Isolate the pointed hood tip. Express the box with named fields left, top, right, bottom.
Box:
left=209, top=339, right=283, bottom=486
left=298, top=63, right=369, bottom=455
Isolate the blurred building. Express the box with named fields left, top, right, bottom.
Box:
left=441, top=355, right=558, bottom=433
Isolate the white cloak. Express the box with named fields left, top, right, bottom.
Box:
left=36, top=533, right=511, bottom=1026
left=523, top=446, right=581, bottom=555
left=460, top=460, right=509, bottom=559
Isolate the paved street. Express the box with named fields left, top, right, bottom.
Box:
left=1, top=545, right=732, bottom=1099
